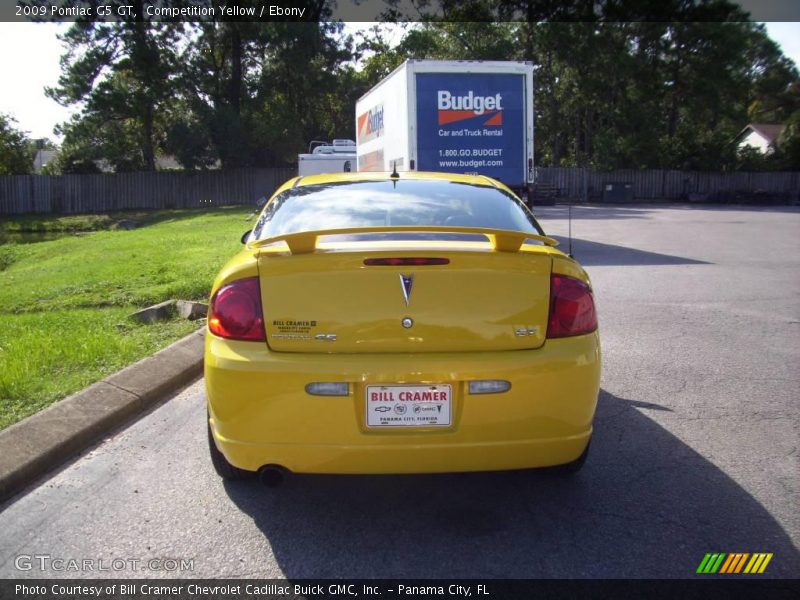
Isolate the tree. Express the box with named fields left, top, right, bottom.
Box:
left=776, top=111, right=800, bottom=169
left=53, top=109, right=141, bottom=173
left=0, top=114, right=32, bottom=175
left=173, top=18, right=262, bottom=168
left=381, top=5, right=798, bottom=171
left=174, top=18, right=359, bottom=168
left=47, top=3, right=181, bottom=171
left=39, top=3, right=799, bottom=173
left=250, top=22, right=359, bottom=164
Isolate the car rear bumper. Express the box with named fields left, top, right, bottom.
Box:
left=205, top=332, right=600, bottom=474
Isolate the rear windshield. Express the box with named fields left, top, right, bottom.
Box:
left=251, top=179, right=545, bottom=242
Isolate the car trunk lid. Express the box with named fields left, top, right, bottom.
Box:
left=255, top=230, right=554, bottom=353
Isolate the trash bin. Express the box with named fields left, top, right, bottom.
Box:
left=602, top=182, right=634, bottom=202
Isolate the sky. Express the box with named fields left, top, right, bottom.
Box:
left=0, top=21, right=798, bottom=142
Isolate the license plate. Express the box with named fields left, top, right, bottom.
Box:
left=366, top=384, right=452, bottom=427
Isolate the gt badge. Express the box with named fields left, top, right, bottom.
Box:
left=399, top=274, right=414, bottom=306
left=515, top=326, right=539, bottom=337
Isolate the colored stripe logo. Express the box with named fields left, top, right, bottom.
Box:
left=437, top=110, right=503, bottom=127
left=696, top=553, right=773, bottom=574
left=357, top=104, right=384, bottom=143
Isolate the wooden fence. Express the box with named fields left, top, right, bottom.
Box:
left=0, top=168, right=295, bottom=215
left=536, top=167, right=800, bottom=200
left=0, top=166, right=797, bottom=215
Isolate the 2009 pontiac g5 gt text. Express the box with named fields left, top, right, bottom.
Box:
left=205, top=171, right=600, bottom=481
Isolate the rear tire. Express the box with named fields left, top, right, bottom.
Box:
left=548, top=438, right=591, bottom=476
left=207, top=420, right=251, bottom=480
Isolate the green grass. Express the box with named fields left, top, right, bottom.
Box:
left=0, top=209, right=254, bottom=233
left=0, top=207, right=254, bottom=430
left=0, top=212, right=119, bottom=233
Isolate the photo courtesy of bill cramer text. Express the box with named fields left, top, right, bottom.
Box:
left=8, top=580, right=800, bottom=600
left=13, top=582, right=491, bottom=599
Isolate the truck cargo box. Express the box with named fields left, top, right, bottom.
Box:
left=297, top=139, right=356, bottom=176
left=356, top=60, right=534, bottom=189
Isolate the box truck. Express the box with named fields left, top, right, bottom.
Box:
left=356, top=60, right=534, bottom=192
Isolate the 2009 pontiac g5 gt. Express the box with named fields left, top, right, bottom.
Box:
left=205, top=171, right=600, bottom=481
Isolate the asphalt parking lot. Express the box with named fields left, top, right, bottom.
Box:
left=0, top=204, right=798, bottom=578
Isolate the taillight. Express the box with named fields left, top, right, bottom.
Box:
left=208, top=277, right=265, bottom=341
left=547, top=274, right=597, bottom=338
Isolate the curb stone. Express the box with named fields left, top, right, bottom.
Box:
left=0, top=328, right=205, bottom=504
left=129, top=300, right=176, bottom=324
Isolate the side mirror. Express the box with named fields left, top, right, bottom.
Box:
left=241, top=230, right=251, bottom=244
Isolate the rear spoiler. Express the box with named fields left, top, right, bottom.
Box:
left=249, top=226, right=558, bottom=255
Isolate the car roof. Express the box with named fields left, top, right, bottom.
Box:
left=292, top=170, right=505, bottom=190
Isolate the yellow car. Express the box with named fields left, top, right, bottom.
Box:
left=205, top=171, right=600, bottom=485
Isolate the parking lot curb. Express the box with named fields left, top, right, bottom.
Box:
left=0, top=328, right=205, bottom=504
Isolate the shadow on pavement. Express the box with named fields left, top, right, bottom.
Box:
left=223, top=390, right=800, bottom=578
left=551, top=236, right=710, bottom=267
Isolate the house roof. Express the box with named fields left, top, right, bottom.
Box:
left=33, top=150, right=58, bottom=171
left=737, top=123, right=786, bottom=145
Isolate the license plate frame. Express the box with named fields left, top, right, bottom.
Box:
left=365, top=384, right=452, bottom=428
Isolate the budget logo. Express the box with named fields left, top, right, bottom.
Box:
left=357, top=104, right=384, bottom=143
left=437, top=90, right=503, bottom=126
left=696, top=552, right=773, bottom=574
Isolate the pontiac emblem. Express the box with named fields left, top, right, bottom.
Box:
left=399, top=274, right=414, bottom=306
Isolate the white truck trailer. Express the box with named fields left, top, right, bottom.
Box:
left=297, top=139, right=356, bottom=176
left=355, top=60, right=534, bottom=192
